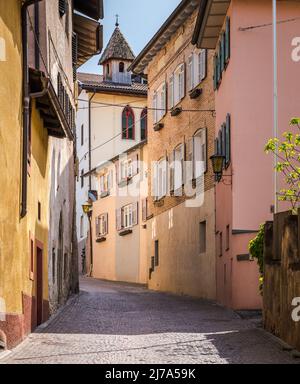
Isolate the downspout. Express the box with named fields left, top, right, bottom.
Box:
left=34, top=1, right=40, bottom=70
left=88, top=91, right=96, bottom=191
left=21, top=0, right=42, bottom=218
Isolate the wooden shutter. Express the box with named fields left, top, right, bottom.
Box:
left=152, top=93, right=157, bottom=124
left=116, top=208, right=123, bottom=231
left=179, top=64, right=185, bottom=100
left=220, top=39, right=224, bottom=74
left=132, top=202, right=139, bottom=226
left=199, top=50, right=207, bottom=82
left=152, top=162, right=158, bottom=201
left=161, top=83, right=166, bottom=116
left=169, top=75, right=174, bottom=109
left=225, top=114, right=231, bottom=167
left=95, top=217, right=100, bottom=238
left=213, top=55, right=217, bottom=91
left=180, top=143, right=185, bottom=186
left=169, top=151, right=175, bottom=193
left=59, top=0, right=66, bottom=17
left=187, top=55, right=193, bottom=91
left=142, top=199, right=147, bottom=222
left=225, top=17, right=231, bottom=63
left=186, top=137, right=194, bottom=181
left=222, top=124, right=226, bottom=161
left=104, top=213, right=108, bottom=235
left=218, top=129, right=223, bottom=156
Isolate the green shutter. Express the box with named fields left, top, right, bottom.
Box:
left=221, top=33, right=225, bottom=72
left=216, top=54, right=220, bottom=86
left=225, top=114, right=231, bottom=167
left=220, top=41, right=224, bottom=74
left=225, top=17, right=231, bottom=63
left=213, top=55, right=217, bottom=90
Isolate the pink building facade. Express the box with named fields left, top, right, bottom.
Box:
left=193, top=0, right=300, bottom=309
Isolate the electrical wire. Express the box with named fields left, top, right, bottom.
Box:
left=77, top=98, right=215, bottom=113
left=239, top=16, right=300, bottom=31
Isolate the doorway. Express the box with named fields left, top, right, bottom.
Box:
left=36, top=245, right=43, bottom=326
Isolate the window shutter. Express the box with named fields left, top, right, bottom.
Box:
left=220, top=39, right=224, bottom=74
left=116, top=208, right=122, bottom=231
left=152, top=162, right=158, bottom=201
left=132, top=202, right=139, bottom=226
left=169, top=75, right=174, bottom=109
left=187, top=55, right=193, bottom=91
left=132, top=154, right=139, bottom=176
left=163, top=158, right=168, bottom=197
left=225, top=114, right=231, bottom=167
left=72, top=33, right=78, bottom=65
left=179, top=64, right=185, bottom=100
left=202, top=128, right=207, bottom=173
left=169, top=151, right=175, bottom=193
left=161, top=83, right=166, bottom=116
left=59, top=0, right=66, bottom=17
left=221, top=33, right=225, bottom=73
left=186, top=137, right=194, bottom=181
left=95, top=217, right=100, bottom=238
left=225, top=17, right=231, bottom=63
left=218, top=130, right=223, bottom=156
left=174, top=72, right=180, bottom=106
left=142, top=199, right=147, bottom=222
left=213, top=55, right=217, bottom=91
left=199, top=50, right=207, bottom=82
left=104, top=213, right=108, bottom=235
left=180, top=143, right=186, bottom=186
left=215, top=137, right=219, bottom=155
left=152, top=93, right=157, bottom=124
left=222, top=124, right=226, bottom=161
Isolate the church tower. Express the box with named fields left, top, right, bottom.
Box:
left=99, top=19, right=136, bottom=84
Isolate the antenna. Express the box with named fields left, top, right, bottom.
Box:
left=115, top=14, right=119, bottom=27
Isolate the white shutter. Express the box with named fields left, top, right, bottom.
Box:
left=152, top=93, right=157, bottom=124
left=104, top=213, right=108, bottom=235
left=152, top=162, right=158, bottom=201
left=194, top=53, right=199, bottom=86
left=169, top=150, right=175, bottom=193
left=116, top=208, right=122, bottom=231
left=100, top=176, right=104, bottom=194
left=142, top=199, right=147, bottom=222
left=199, top=49, right=207, bottom=82
left=132, top=202, right=138, bottom=226
left=169, top=75, right=174, bottom=109
left=174, top=71, right=179, bottom=106
left=163, top=159, right=168, bottom=197
left=161, top=83, right=166, bottom=116
left=186, top=137, right=194, bottom=181
left=188, top=55, right=194, bottom=91
left=194, top=129, right=206, bottom=178
left=95, top=217, right=100, bottom=237
left=179, top=64, right=185, bottom=100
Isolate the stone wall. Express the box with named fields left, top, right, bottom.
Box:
left=263, top=211, right=300, bottom=351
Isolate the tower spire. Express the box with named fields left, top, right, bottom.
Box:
left=115, top=14, right=119, bottom=27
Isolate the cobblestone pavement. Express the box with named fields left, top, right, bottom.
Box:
left=1, top=277, right=299, bottom=364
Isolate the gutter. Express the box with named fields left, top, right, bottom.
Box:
left=21, top=0, right=43, bottom=218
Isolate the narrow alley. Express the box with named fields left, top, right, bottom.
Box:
left=1, top=278, right=298, bottom=365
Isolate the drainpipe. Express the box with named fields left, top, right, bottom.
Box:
left=88, top=91, right=96, bottom=191
left=21, top=0, right=42, bottom=218
left=34, top=1, right=40, bottom=70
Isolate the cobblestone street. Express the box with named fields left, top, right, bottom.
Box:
left=1, top=278, right=299, bottom=364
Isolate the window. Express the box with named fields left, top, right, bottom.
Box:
left=59, top=0, right=66, bottom=17
left=214, top=17, right=230, bottom=89
left=122, top=106, right=135, bottom=140
left=116, top=203, right=138, bottom=231
left=214, top=114, right=231, bottom=169
left=81, top=169, right=84, bottom=188
left=169, top=64, right=185, bottom=108
left=107, top=64, right=110, bottom=75
left=200, top=221, right=207, bottom=254
left=120, top=159, right=133, bottom=181
left=153, top=158, right=168, bottom=200
left=81, top=124, right=84, bottom=146
left=141, top=108, right=148, bottom=140
left=155, top=240, right=159, bottom=267
left=226, top=225, right=230, bottom=251
left=119, top=62, right=125, bottom=73
left=188, top=50, right=207, bottom=91
left=152, top=83, right=166, bottom=124
left=80, top=215, right=84, bottom=238
left=96, top=213, right=108, bottom=238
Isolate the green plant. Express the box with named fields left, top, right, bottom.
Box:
left=249, top=224, right=265, bottom=294
left=265, top=118, right=300, bottom=213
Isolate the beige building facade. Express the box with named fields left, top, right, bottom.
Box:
left=130, top=0, right=217, bottom=299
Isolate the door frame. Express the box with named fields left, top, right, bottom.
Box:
left=35, top=240, right=44, bottom=326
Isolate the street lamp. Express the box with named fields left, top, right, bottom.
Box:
left=82, top=201, right=93, bottom=277
left=210, top=154, right=225, bottom=182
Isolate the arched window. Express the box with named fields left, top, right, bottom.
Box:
left=140, top=108, right=148, bottom=141
left=119, top=62, right=125, bottom=73
left=122, top=106, right=135, bottom=140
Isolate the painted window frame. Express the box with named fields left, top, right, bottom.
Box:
left=122, top=106, right=135, bottom=140
left=140, top=108, right=148, bottom=140
left=96, top=213, right=108, bottom=238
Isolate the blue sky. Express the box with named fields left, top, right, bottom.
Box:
left=79, top=0, right=182, bottom=74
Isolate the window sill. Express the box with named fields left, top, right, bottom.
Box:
left=100, top=191, right=110, bottom=199
left=170, top=107, right=182, bottom=117
left=153, top=122, right=164, bottom=132
left=96, top=236, right=107, bottom=243
left=119, top=229, right=133, bottom=237
left=189, top=88, right=203, bottom=100
left=118, top=177, right=132, bottom=188
left=154, top=198, right=165, bottom=207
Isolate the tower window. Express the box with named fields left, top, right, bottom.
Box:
left=119, top=62, right=125, bottom=73
left=122, top=106, right=135, bottom=140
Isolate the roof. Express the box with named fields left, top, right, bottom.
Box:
left=99, top=26, right=136, bottom=64
left=129, top=0, right=200, bottom=75
left=192, top=0, right=230, bottom=49
left=77, top=72, right=147, bottom=96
